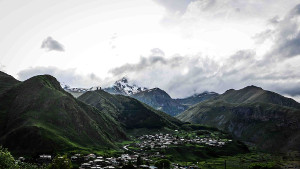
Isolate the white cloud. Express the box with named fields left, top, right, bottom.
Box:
left=17, top=66, right=112, bottom=88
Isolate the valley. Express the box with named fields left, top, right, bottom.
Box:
left=1, top=71, right=300, bottom=169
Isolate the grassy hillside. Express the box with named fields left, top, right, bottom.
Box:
left=78, top=89, right=183, bottom=130
left=0, top=74, right=127, bottom=155
left=175, top=92, right=219, bottom=107
left=177, top=86, right=300, bottom=152
left=0, top=71, right=20, bottom=95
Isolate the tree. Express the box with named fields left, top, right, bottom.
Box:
left=122, top=161, right=136, bottom=169
left=47, top=155, right=72, bottom=169
left=155, top=159, right=171, bottom=169
left=136, top=156, right=143, bottom=166
left=0, top=146, right=19, bottom=169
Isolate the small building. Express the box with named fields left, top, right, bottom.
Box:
left=81, top=163, right=92, bottom=169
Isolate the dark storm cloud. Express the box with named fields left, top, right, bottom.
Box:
left=277, top=85, right=300, bottom=97
left=109, top=48, right=183, bottom=76
left=41, top=37, right=65, bottom=52
left=267, top=4, right=300, bottom=59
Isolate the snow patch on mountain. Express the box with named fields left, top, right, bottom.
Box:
left=105, top=77, right=148, bottom=95
left=60, top=82, right=101, bottom=93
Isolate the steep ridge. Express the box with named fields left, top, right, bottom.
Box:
left=0, top=74, right=126, bottom=155
left=78, top=89, right=183, bottom=130
left=0, top=71, right=20, bottom=95
left=64, top=77, right=218, bottom=116
left=175, top=92, right=219, bottom=106
left=131, top=88, right=188, bottom=116
left=177, top=86, right=300, bottom=152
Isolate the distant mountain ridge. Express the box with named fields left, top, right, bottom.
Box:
left=78, top=89, right=183, bottom=130
left=177, top=85, right=300, bottom=152
left=131, top=88, right=188, bottom=116
left=131, top=88, right=219, bottom=116
left=176, top=91, right=219, bottom=106
left=62, top=77, right=219, bottom=116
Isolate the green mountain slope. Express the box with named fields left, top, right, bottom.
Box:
left=175, top=92, right=219, bottom=106
left=177, top=86, right=300, bottom=152
left=0, top=71, right=20, bottom=95
left=0, top=73, right=126, bottom=155
left=78, top=89, right=183, bottom=130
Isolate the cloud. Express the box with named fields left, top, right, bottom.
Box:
left=108, top=48, right=300, bottom=100
left=269, top=16, right=280, bottom=25
left=17, top=66, right=106, bottom=88
left=157, top=0, right=300, bottom=28
left=0, top=64, right=5, bottom=72
left=266, top=4, right=300, bottom=59
left=109, top=48, right=183, bottom=76
left=253, top=29, right=274, bottom=44
left=41, top=37, right=65, bottom=52
left=151, top=48, right=165, bottom=57
left=153, top=0, right=196, bottom=14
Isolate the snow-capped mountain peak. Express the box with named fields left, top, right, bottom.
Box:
left=60, top=82, right=100, bottom=94
left=104, top=77, right=148, bottom=95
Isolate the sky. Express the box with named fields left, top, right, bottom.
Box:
left=1, top=0, right=300, bottom=100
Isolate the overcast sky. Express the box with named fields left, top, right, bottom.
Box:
left=1, top=0, right=300, bottom=101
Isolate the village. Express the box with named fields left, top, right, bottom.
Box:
left=73, top=132, right=231, bottom=168
left=134, top=133, right=229, bottom=150
left=24, top=132, right=231, bottom=169
left=14, top=132, right=300, bottom=169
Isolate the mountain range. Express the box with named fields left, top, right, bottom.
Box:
left=61, top=77, right=219, bottom=116
left=177, top=85, right=300, bottom=152
left=78, top=89, right=182, bottom=130
left=104, top=78, right=219, bottom=116
left=1, top=71, right=300, bottom=154
left=0, top=72, right=181, bottom=155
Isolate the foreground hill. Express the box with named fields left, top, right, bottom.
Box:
left=177, top=86, right=300, bottom=152
left=0, top=73, right=126, bottom=155
left=0, top=71, right=20, bottom=95
left=78, top=89, right=183, bottom=130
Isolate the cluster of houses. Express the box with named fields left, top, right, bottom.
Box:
left=70, top=153, right=158, bottom=169
left=16, top=132, right=231, bottom=169
left=135, top=133, right=230, bottom=150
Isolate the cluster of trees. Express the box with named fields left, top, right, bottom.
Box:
left=249, top=162, right=280, bottom=169
left=0, top=146, right=72, bottom=169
